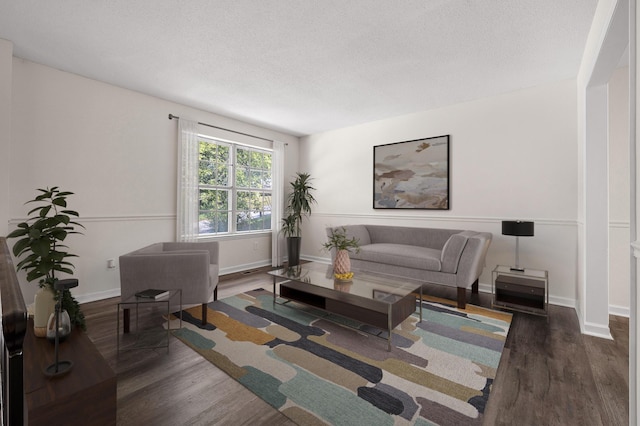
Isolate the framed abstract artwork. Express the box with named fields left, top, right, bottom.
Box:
left=373, top=135, right=450, bottom=210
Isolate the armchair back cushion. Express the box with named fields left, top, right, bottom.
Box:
left=119, top=241, right=219, bottom=305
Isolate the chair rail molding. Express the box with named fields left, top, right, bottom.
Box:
left=312, top=212, right=577, bottom=227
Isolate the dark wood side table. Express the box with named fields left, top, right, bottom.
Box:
left=23, top=319, right=117, bottom=425
left=492, top=265, right=549, bottom=316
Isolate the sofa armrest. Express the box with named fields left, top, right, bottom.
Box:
left=455, top=232, right=492, bottom=288
left=440, top=233, right=469, bottom=273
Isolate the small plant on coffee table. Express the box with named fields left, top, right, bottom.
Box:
left=322, top=227, right=360, bottom=279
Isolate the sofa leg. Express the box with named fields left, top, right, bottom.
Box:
left=201, top=303, right=207, bottom=325
left=214, top=286, right=218, bottom=301
left=472, top=279, right=479, bottom=294
left=457, top=288, right=467, bottom=309
left=123, top=308, right=130, bottom=333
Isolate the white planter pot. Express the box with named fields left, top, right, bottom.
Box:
left=33, top=285, right=56, bottom=338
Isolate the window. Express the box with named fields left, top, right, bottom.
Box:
left=198, top=136, right=272, bottom=236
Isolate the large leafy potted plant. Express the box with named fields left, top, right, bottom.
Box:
left=7, top=187, right=86, bottom=334
left=280, top=172, right=316, bottom=266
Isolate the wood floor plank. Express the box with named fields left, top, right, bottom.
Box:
left=583, top=315, right=630, bottom=426
left=79, top=271, right=628, bottom=425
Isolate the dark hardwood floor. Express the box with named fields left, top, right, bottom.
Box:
left=81, top=271, right=629, bottom=425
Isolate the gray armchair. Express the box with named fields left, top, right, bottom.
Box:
left=119, top=242, right=219, bottom=330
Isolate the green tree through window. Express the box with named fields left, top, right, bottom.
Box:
left=198, top=137, right=272, bottom=235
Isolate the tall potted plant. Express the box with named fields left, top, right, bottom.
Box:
left=7, top=187, right=86, bottom=335
left=281, top=172, right=316, bottom=266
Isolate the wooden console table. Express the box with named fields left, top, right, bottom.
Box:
left=23, top=319, right=117, bottom=425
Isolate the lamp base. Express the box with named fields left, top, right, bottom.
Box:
left=44, top=360, right=73, bottom=377
left=510, top=266, right=525, bottom=272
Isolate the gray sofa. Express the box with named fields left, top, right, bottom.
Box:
left=326, top=225, right=492, bottom=309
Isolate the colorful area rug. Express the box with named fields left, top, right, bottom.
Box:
left=167, top=288, right=512, bottom=425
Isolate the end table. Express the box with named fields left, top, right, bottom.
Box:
left=492, top=265, right=548, bottom=316
left=117, top=289, right=182, bottom=354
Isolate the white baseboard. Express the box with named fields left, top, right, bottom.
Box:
left=548, top=295, right=576, bottom=309
left=609, top=304, right=630, bottom=318
left=75, top=288, right=121, bottom=304
left=581, top=320, right=614, bottom=340
left=219, top=260, right=273, bottom=276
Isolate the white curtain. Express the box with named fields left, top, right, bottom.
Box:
left=176, top=118, right=200, bottom=242
left=271, top=141, right=285, bottom=266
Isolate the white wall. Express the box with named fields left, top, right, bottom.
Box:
left=0, top=40, right=12, bottom=236
left=8, top=58, right=299, bottom=304
left=299, top=79, right=579, bottom=306
left=609, top=66, right=631, bottom=316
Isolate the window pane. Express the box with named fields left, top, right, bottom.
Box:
left=198, top=162, right=213, bottom=185
left=217, top=144, right=229, bottom=162
left=217, top=190, right=229, bottom=210
left=200, top=189, right=229, bottom=210
left=199, top=211, right=229, bottom=234
left=216, top=164, right=229, bottom=186
left=236, top=191, right=249, bottom=211
left=199, top=143, right=216, bottom=161
left=236, top=212, right=250, bottom=231
left=250, top=170, right=262, bottom=188
left=214, top=212, right=229, bottom=233
left=236, top=166, right=250, bottom=188
left=262, top=171, right=272, bottom=189
left=262, top=193, right=272, bottom=231
left=199, top=189, right=217, bottom=210
left=250, top=151, right=263, bottom=168
left=237, top=147, right=250, bottom=167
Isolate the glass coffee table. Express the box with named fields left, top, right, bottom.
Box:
left=268, top=262, right=422, bottom=351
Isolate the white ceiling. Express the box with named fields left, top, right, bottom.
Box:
left=0, top=0, right=598, bottom=136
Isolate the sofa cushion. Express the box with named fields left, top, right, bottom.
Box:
left=351, top=243, right=442, bottom=271
left=440, top=233, right=469, bottom=273
left=343, top=225, right=371, bottom=246
left=365, top=225, right=459, bottom=249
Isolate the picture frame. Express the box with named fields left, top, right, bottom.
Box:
left=373, top=135, right=450, bottom=210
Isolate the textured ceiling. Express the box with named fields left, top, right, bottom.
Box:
left=0, top=0, right=598, bottom=136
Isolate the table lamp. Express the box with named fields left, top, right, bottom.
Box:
left=502, top=220, right=534, bottom=272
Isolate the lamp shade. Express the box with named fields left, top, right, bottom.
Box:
left=502, top=220, right=534, bottom=237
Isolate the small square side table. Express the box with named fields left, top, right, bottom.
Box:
left=117, top=289, right=182, bottom=354
left=492, top=265, right=548, bottom=316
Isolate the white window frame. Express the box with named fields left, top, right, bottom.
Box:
left=197, top=135, right=272, bottom=237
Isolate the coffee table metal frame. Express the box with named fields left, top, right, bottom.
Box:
left=269, top=263, right=422, bottom=351
left=116, top=289, right=183, bottom=355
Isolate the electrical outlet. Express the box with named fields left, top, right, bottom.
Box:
left=107, top=259, right=116, bottom=269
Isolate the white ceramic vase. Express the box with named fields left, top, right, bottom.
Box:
left=33, top=285, right=56, bottom=338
